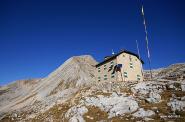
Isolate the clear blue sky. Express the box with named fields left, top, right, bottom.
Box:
left=0, top=0, right=185, bottom=85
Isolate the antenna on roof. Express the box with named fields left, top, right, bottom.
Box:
left=140, top=0, right=153, bottom=80
left=136, top=40, right=144, bottom=78
left=136, top=40, right=141, bottom=60
left=112, top=49, right=115, bottom=55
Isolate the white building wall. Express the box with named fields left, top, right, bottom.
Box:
left=95, top=58, right=117, bottom=82
left=116, top=53, right=143, bottom=81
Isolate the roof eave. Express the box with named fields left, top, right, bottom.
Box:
left=95, top=50, right=144, bottom=67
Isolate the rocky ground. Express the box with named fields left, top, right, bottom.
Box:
left=1, top=80, right=185, bottom=122
left=0, top=56, right=185, bottom=122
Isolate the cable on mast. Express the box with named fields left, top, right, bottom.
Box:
left=140, top=1, right=153, bottom=80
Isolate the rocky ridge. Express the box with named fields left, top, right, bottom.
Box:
left=144, top=63, right=185, bottom=81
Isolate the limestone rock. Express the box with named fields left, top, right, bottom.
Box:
left=146, top=92, right=161, bottom=103
left=167, top=97, right=185, bottom=111
left=83, top=92, right=139, bottom=118
left=65, top=105, right=88, bottom=122
left=131, top=81, right=165, bottom=97
left=132, top=108, right=155, bottom=118
left=181, top=81, right=185, bottom=91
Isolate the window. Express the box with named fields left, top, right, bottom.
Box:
left=135, top=59, right=137, bottom=61
left=104, top=78, right=107, bottom=80
left=111, top=74, right=115, bottom=78
left=123, top=54, right=125, bottom=57
left=98, top=77, right=101, bottom=81
left=137, top=75, right=141, bottom=80
left=104, top=75, right=107, bottom=80
left=111, top=61, right=114, bottom=64
left=104, top=64, right=107, bottom=70
left=98, top=67, right=101, bottom=72
left=110, top=61, right=114, bottom=66
left=124, top=72, right=128, bottom=78
left=130, top=63, right=133, bottom=68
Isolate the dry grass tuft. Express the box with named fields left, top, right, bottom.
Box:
left=29, top=102, right=70, bottom=122
left=83, top=106, right=108, bottom=121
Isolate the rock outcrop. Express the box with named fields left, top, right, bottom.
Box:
left=168, top=97, right=185, bottom=112
left=65, top=105, right=88, bottom=122
left=132, top=108, right=155, bottom=118
left=146, top=92, right=161, bottom=103
left=82, top=92, right=139, bottom=118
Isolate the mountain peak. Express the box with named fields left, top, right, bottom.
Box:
left=0, top=55, right=97, bottom=117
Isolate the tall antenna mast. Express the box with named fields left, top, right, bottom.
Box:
left=140, top=1, right=153, bottom=79
left=136, top=40, right=144, bottom=77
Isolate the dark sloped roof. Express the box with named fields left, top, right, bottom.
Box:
left=96, top=49, right=144, bottom=67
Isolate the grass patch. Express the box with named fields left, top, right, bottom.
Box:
left=94, top=91, right=112, bottom=97
left=0, top=116, right=12, bottom=122
left=120, top=87, right=132, bottom=95
left=111, top=115, right=141, bottom=122
left=83, top=106, right=108, bottom=121
left=29, top=102, right=70, bottom=122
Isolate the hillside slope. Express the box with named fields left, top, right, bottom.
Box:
left=0, top=55, right=97, bottom=120
left=144, top=63, right=185, bottom=81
